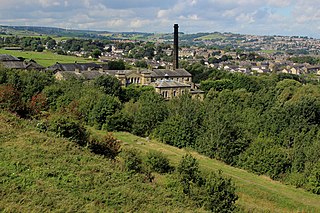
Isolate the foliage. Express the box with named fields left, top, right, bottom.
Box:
left=28, top=93, right=48, bottom=116
left=103, top=111, right=133, bottom=132
left=94, top=75, right=122, bottom=97
left=153, top=94, right=203, bottom=148
left=0, top=84, right=23, bottom=113
left=108, top=60, right=125, bottom=70
left=130, top=91, right=168, bottom=136
left=146, top=151, right=173, bottom=174
left=203, top=171, right=238, bottom=213
left=46, top=113, right=88, bottom=146
left=120, top=148, right=143, bottom=173
left=88, top=133, right=121, bottom=159
left=177, top=154, right=202, bottom=194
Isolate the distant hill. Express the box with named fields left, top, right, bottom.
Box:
left=0, top=25, right=154, bottom=40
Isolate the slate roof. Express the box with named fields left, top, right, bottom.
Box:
left=149, top=79, right=191, bottom=88
left=0, top=54, right=44, bottom=70
left=48, top=62, right=103, bottom=72
left=0, top=54, right=20, bottom=61
left=150, top=69, right=192, bottom=78
left=0, top=61, right=26, bottom=69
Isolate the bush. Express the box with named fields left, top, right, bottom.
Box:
left=146, top=151, right=172, bottom=174
left=88, top=133, right=121, bottom=159
left=203, top=171, right=238, bottom=213
left=306, top=162, right=320, bottom=194
left=177, top=154, right=202, bottom=194
left=28, top=93, right=48, bottom=116
left=103, top=111, right=133, bottom=132
left=0, top=84, right=23, bottom=113
left=47, top=113, right=88, bottom=146
left=120, top=148, right=143, bottom=173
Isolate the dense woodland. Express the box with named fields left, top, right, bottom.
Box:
left=0, top=65, right=319, bottom=198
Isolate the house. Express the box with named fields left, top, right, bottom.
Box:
left=53, top=24, right=204, bottom=100
left=0, top=54, right=44, bottom=71
left=47, top=62, right=108, bottom=73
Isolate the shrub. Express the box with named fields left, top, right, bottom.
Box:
left=88, top=133, right=121, bottom=159
left=103, top=111, right=133, bottom=132
left=203, top=171, right=238, bottom=213
left=120, top=148, right=143, bottom=173
left=28, top=93, right=48, bottom=116
left=306, top=162, right=320, bottom=194
left=47, top=113, right=88, bottom=146
left=0, top=84, right=23, bottom=113
left=177, top=154, right=202, bottom=194
left=146, top=151, right=172, bottom=174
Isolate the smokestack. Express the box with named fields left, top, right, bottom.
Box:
left=173, top=24, right=179, bottom=70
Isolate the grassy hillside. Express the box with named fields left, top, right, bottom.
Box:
left=113, top=132, right=320, bottom=213
left=0, top=112, right=205, bottom=212
left=1, top=111, right=319, bottom=212
left=0, top=49, right=93, bottom=67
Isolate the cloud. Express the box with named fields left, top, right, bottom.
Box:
left=0, top=0, right=319, bottom=37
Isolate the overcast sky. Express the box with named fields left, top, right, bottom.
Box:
left=1, top=0, right=320, bottom=38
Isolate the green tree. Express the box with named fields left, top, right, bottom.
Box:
left=203, top=171, right=238, bottom=213
left=177, top=154, right=202, bottom=194
left=131, top=91, right=168, bottom=136
left=94, top=75, right=122, bottom=97
left=91, top=49, right=102, bottom=58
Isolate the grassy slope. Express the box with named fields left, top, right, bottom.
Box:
left=0, top=112, right=205, bottom=212
left=0, top=49, right=93, bottom=67
left=197, top=34, right=226, bottom=41
left=113, top=132, right=320, bottom=213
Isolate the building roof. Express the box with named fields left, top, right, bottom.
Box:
left=0, top=61, right=26, bottom=69
left=150, top=69, right=192, bottom=78
left=55, top=70, right=107, bottom=80
left=0, top=54, right=20, bottom=61
left=149, top=79, right=191, bottom=88
left=48, top=62, right=103, bottom=72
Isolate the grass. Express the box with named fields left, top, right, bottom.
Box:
left=1, top=113, right=319, bottom=212
left=197, top=34, right=226, bottom=41
left=113, top=132, right=320, bottom=213
left=260, top=50, right=284, bottom=54
left=0, top=49, right=94, bottom=67
left=0, top=112, right=206, bottom=212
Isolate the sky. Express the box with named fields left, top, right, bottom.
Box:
left=1, top=0, right=320, bottom=38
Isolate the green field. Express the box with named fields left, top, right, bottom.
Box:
left=1, top=111, right=320, bottom=212
left=0, top=112, right=206, bottom=212
left=197, top=34, right=226, bottom=40
left=113, top=132, right=320, bottom=213
left=0, top=49, right=93, bottom=67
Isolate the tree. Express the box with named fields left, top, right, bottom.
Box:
left=131, top=91, right=168, bottom=136
left=177, top=154, right=202, bottom=194
left=203, top=171, right=238, bottom=213
left=146, top=151, right=172, bottom=174
left=153, top=94, right=203, bottom=148
left=94, top=75, right=121, bottom=97
left=135, top=60, right=148, bottom=68
left=91, top=49, right=102, bottom=58
left=108, top=60, right=125, bottom=70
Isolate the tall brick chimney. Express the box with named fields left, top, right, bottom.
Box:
left=173, top=24, right=179, bottom=70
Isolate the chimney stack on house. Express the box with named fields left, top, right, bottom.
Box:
left=173, top=24, right=179, bottom=70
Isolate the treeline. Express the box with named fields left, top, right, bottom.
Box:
left=0, top=68, right=238, bottom=212
left=0, top=67, right=319, bottom=195
left=152, top=72, right=320, bottom=195
left=289, top=56, right=320, bottom=65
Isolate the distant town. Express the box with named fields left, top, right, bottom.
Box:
left=1, top=25, right=320, bottom=78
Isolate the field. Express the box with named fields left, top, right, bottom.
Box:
left=0, top=112, right=205, bottom=212
left=113, top=132, right=320, bottom=213
left=0, top=49, right=93, bottom=67
left=1, top=111, right=319, bottom=212
left=197, top=33, right=226, bottom=40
